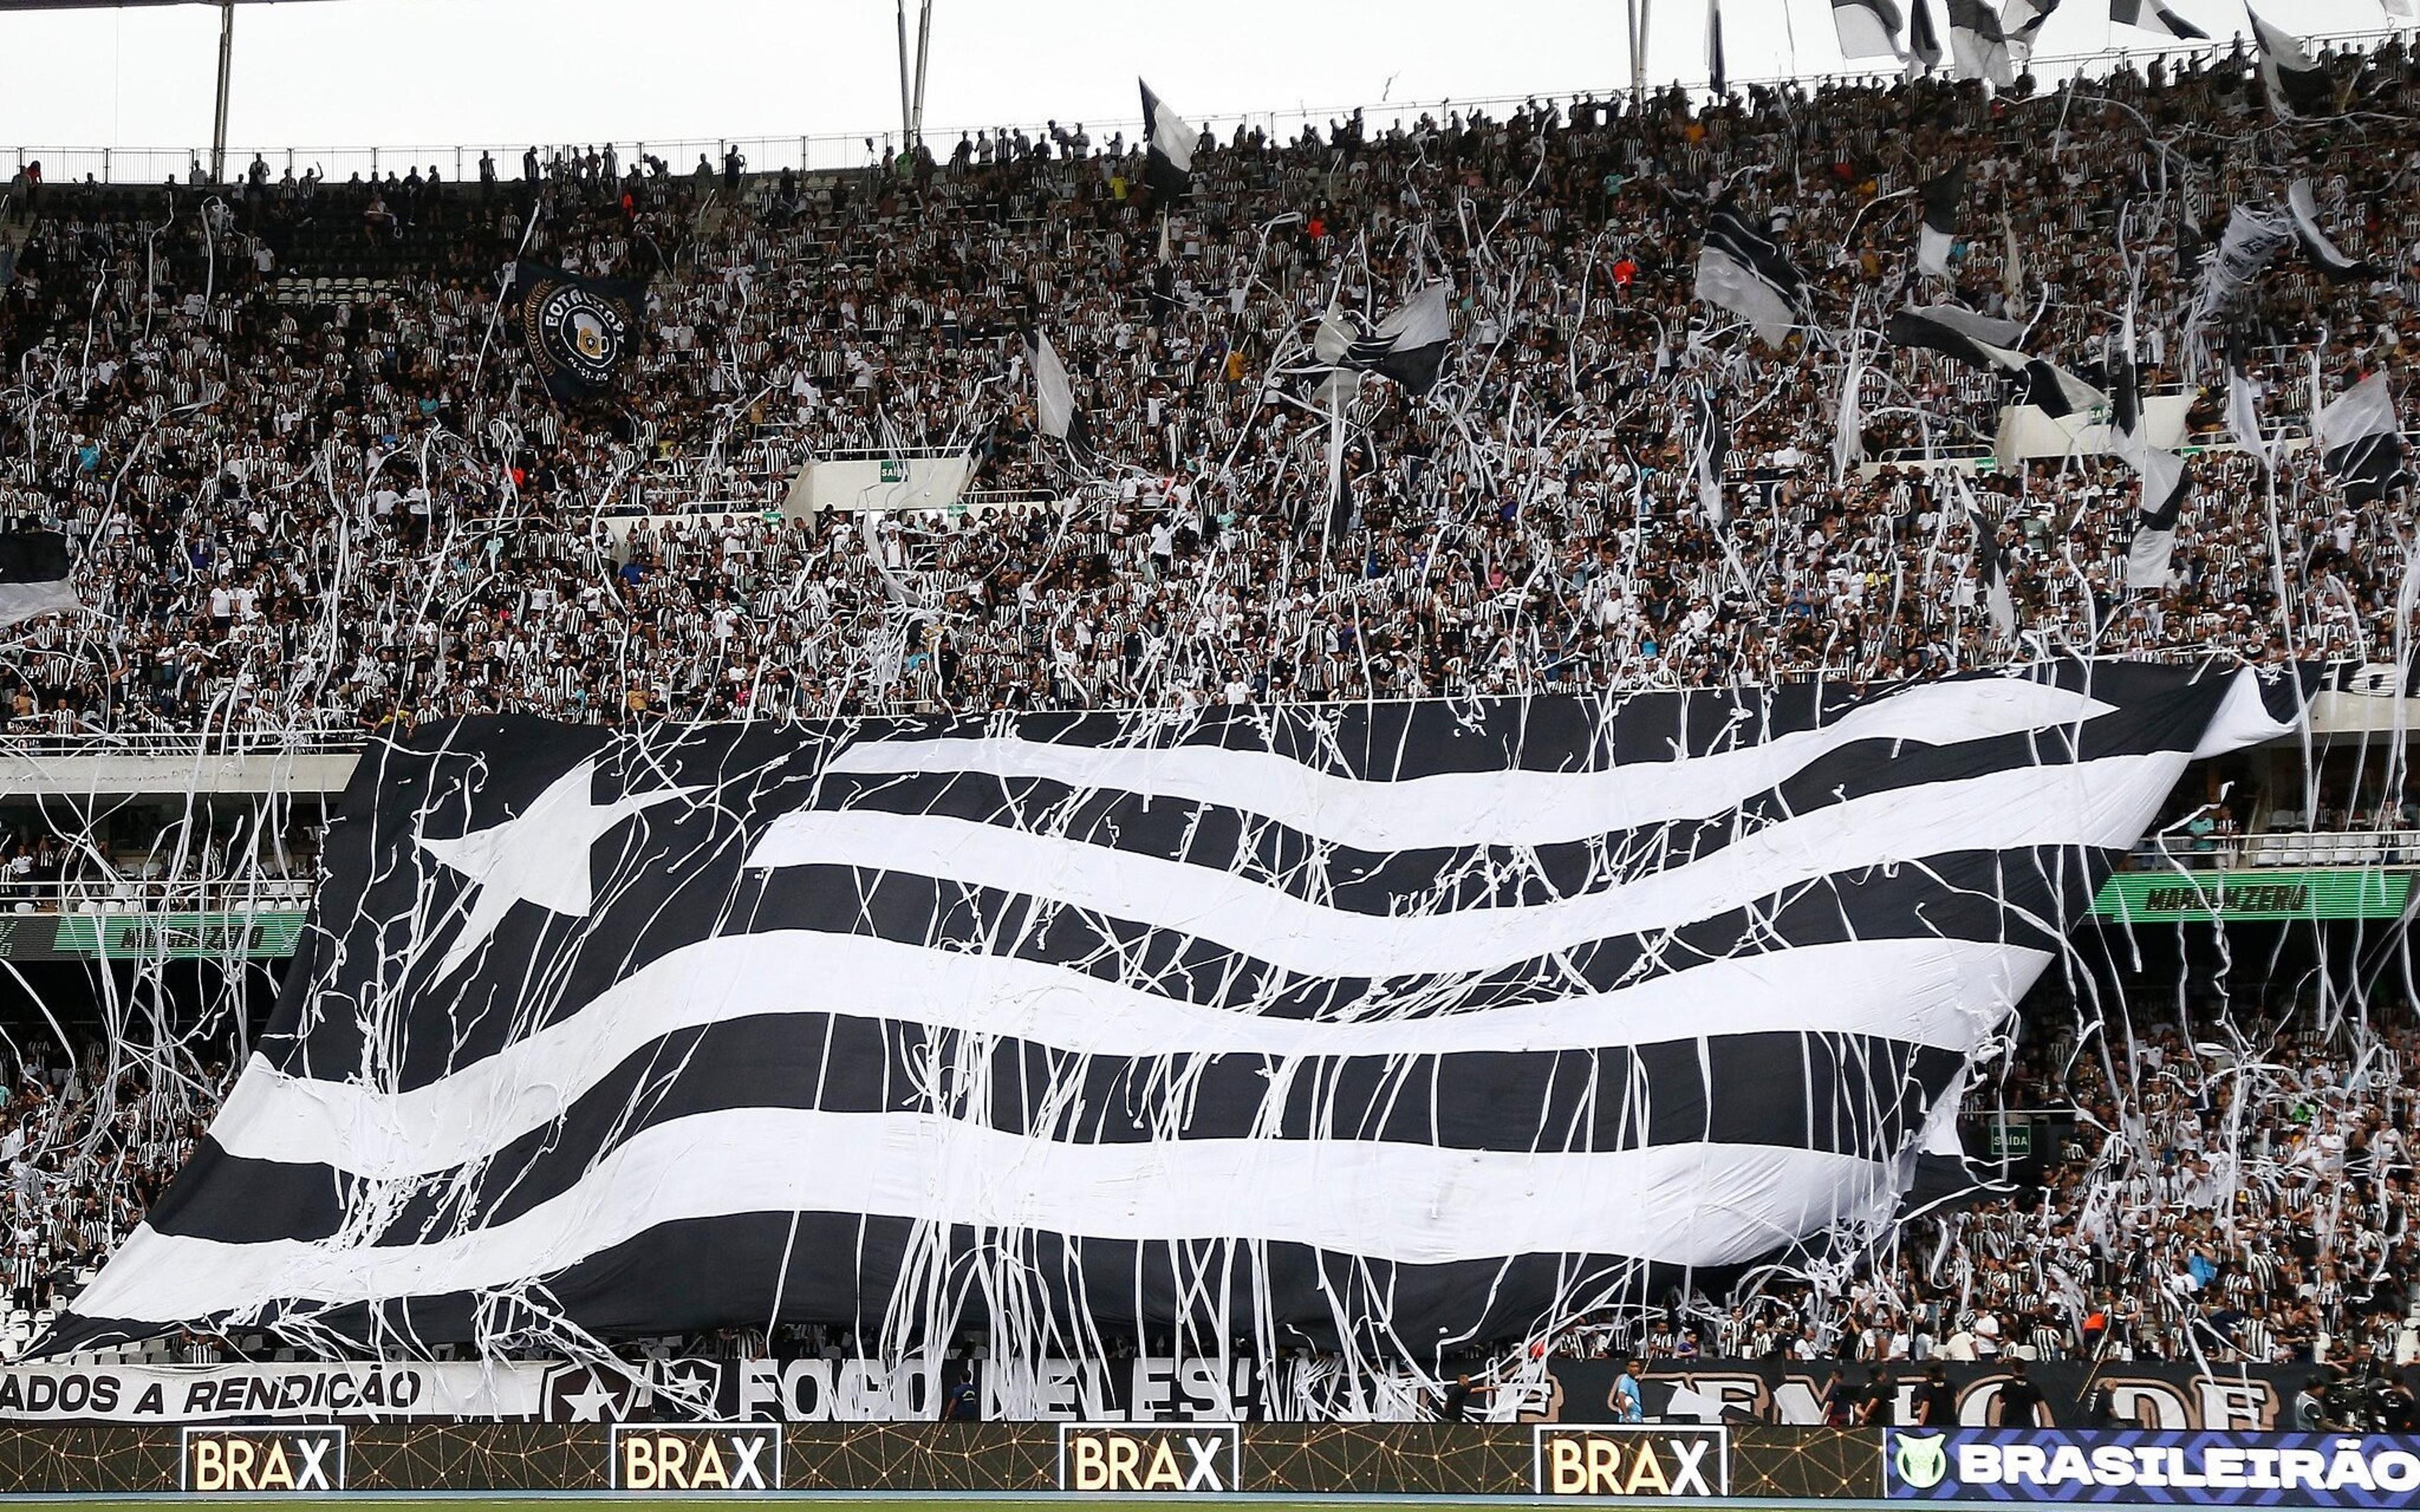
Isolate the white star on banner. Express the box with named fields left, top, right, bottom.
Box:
left=559, top=1374, right=622, bottom=1423
left=418, top=759, right=699, bottom=982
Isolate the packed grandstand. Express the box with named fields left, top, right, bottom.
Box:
left=0, top=17, right=2417, bottom=1412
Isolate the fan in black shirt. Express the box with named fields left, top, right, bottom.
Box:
left=1438, top=1374, right=1493, bottom=1423
left=1914, top=1363, right=1959, bottom=1426
left=1997, top=1359, right=2048, bottom=1426
left=1857, top=1369, right=1898, bottom=1427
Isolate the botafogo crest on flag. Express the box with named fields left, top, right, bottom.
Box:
left=45, top=670, right=2299, bottom=1366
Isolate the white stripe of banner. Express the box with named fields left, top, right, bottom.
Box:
left=210, top=934, right=2039, bottom=1179
left=749, top=752, right=2192, bottom=979
left=823, top=679, right=2112, bottom=852
left=77, top=1111, right=1902, bottom=1323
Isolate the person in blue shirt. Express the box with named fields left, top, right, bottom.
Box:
left=1612, top=1357, right=1645, bottom=1424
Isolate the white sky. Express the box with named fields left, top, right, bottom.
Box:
left=0, top=0, right=2396, bottom=160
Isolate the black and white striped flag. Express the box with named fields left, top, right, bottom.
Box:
left=1139, top=79, right=1195, bottom=200
left=2000, top=0, right=2059, bottom=54
left=2109, top=0, right=2204, bottom=40
left=2251, top=13, right=2332, bottom=120
left=1908, top=0, right=1944, bottom=71
left=1315, top=284, right=1453, bottom=397
left=2110, top=356, right=2190, bottom=591
left=2285, top=180, right=2371, bottom=282
left=1945, top=0, right=2014, bottom=88
left=0, top=531, right=78, bottom=628
left=41, top=673, right=2300, bottom=1360
left=2316, top=372, right=2412, bottom=507
left=1887, top=302, right=2027, bottom=372
left=2225, top=331, right=2273, bottom=472
left=2017, top=357, right=2105, bottom=419
left=1916, top=163, right=1966, bottom=277
left=1831, top=0, right=1907, bottom=59
left=1026, top=329, right=1090, bottom=456
left=1696, top=200, right=1810, bottom=347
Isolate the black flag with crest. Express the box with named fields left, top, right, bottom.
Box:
left=510, top=262, right=647, bottom=403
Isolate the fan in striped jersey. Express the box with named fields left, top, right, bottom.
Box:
left=42, top=665, right=2301, bottom=1366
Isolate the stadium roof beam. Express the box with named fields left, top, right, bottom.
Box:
left=0, top=0, right=342, bottom=183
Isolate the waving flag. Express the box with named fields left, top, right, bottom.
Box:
left=2186, top=203, right=2295, bottom=335
left=1916, top=163, right=1966, bottom=277
left=2225, top=332, right=2273, bottom=472
left=2001, top=0, right=2059, bottom=53
left=1026, top=330, right=1089, bottom=456
left=2286, top=180, right=2371, bottom=282
left=0, top=531, right=79, bottom=628
left=1945, top=0, right=2014, bottom=88
left=2316, top=373, right=2412, bottom=507
left=1139, top=80, right=1196, bottom=200
left=1696, top=201, right=1810, bottom=347
left=508, top=262, right=646, bottom=403
left=2110, top=357, right=2190, bottom=591
left=1317, top=284, right=1454, bottom=397
left=42, top=673, right=2299, bottom=1360
left=1886, top=303, right=2027, bottom=372
left=2017, top=358, right=2105, bottom=420
left=2251, top=13, right=2331, bottom=120
left=1909, top=0, right=1944, bottom=70
left=2109, top=0, right=2205, bottom=39
left=1832, top=0, right=1907, bottom=59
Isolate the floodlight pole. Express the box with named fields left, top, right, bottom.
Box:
left=911, top=0, right=933, bottom=151
left=1625, top=0, right=1651, bottom=103
left=896, top=0, right=915, bottom=160
left=209, top=0, right=235, bottom=183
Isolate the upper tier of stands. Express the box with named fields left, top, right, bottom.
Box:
left=1, top=35, right=2416, bottom=740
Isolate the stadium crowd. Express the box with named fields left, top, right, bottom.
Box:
left=1548, top=1009, right=2420, bottom=1380
left=1, top=35, right=2417, bottom=733
left=4, top=30, right=2420, bottom=1387
left=4, top=995, right=2417, bottom=1378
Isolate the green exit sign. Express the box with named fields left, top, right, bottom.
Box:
left=880, top=459, right=907, bottom=483
left=1987, top=1120, right=2033, bottom=1159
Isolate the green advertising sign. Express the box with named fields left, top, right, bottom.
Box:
left=2090, top=869, right=2411, bottom=924
left=0, top=911, right=309, bottom=961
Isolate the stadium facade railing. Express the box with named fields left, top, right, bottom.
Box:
left=5, top=26, right=2407, bottom=186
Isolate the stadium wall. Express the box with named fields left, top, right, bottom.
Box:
left=4, top=1358, right=2402, bottom=1428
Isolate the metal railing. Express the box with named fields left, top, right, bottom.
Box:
left=0, top=876, right=316, bottom=915
left=2126, top=829, right=2420, bottom=871
left=0, top=730, right=362, bottom=759
left=8, top=26, right=2410, bottom=187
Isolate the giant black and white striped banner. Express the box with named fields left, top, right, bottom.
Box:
left=47, top=668, right=2298, bottom=1364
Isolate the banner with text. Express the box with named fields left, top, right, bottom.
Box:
left=1883, top=1428, right=2420, bottom=1506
